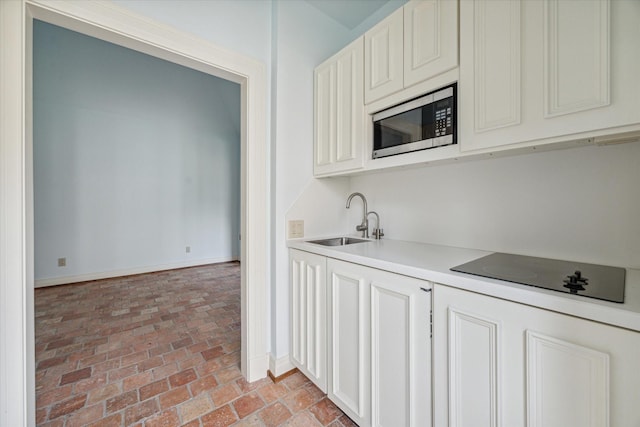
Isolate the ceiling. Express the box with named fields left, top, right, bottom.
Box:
left=305, top=0, right=392, bottom=30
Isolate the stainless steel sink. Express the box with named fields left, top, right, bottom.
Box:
left=307, top=237, right=369, bottom=246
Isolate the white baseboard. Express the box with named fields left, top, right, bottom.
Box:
left=269, top=353, right=296, bottom=378
left=34, top=256, right=238, bottom=288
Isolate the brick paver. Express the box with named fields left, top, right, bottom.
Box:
left=35, top=262, right=348, bottom=426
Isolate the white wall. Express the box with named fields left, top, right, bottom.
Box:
left=270, top=1, right=354, bottom=362
left=33, top=20, right=241, bottom=282
left=112, top=0, right=273, bottom=66
left=350, top=142, right=640, bottom=269
left=271, top=0, right=408, bottom=361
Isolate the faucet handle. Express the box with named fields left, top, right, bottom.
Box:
left=356, top=220, right=369, bottom=238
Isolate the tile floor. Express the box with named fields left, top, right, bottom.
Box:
left=35, top=262, right=354, bottom=427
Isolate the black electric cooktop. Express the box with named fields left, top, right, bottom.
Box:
left=451, top=252, right=626, bottom=303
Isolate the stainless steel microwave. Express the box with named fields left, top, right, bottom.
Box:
left=372, top=83, right=456, bottom=159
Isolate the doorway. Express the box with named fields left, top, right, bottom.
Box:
left=0, top=2, right=269, bottom=425
left=32, top=19, right=242, bottom=285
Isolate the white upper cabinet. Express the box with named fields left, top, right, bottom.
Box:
left=403, top=0, right=459, bottom=88
left=364, top=7, right=404, bottom=104
left=460, top=0, right=640, bottom=152
left=314, top=37, right=365, bottom=177
left=365, top=0, right=459, bottom=104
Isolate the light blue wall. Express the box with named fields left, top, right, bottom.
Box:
left=33, top=20, right=241, bottom=281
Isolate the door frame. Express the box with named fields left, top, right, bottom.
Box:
left=0, top=1, right=269, bottom=425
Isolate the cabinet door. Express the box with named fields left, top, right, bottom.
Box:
left=327, top=259, right=371, bottom=426
left=314, top=60, right=335, bottom=173
left=314, top=37, right=364, bottom=176
left=433, top=284, right=508, bottom=427
left=289, top=249, right=327, bottom=392
left=371, top=270, right=432, bottom=427
left=403, top=0, right=458, bottom=88
left=459, top=0, right=522, bottom=151
left=364, top=7, right=404, bottom=104
left=433, top=283, right=640, bottom=427
left=334, top=38, right=364, bottom=171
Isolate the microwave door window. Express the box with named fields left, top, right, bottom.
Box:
left=376, top=108, right=423, bottom=149
left=422, top=103, right=435, bottom=140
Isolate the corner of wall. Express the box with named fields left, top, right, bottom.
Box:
left=285, top=177, right=352, bottom=239
left=268, top=352, right=295, bottom=378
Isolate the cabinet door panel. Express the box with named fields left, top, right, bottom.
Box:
left=372, top=287, right=410, bottom=426
left=290, top=250, right=327, bottom=392
left=471, top=0, right=521, bottom=133
left=335, top=39, right=364, bottom=165
left=526, top=331, right=609, bottom=427
left=371, top=275, right=431, bottom=427
left=328, top=266, right=369, bottom=424
left=448, top=308, right=500, bottom=427
left=364, top=8, right=404, bottom=104
left=433, top=284, right=523, bottom=427
left=291, top=256, right=305, bottom=366
left=404, top=0, right=458, bottom=88
left=314, top=62, right=335, bottom=169
left=543, top=0, right=609, bottom=117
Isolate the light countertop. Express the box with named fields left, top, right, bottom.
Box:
left=288, top=237, right=640, bottom=332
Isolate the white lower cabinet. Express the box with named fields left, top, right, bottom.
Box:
left=369, top=267, right=432, bottom=427
left=289, top=249, right=327, bottom=392
left=327, top=258, right=432, bottom=427
left=327, top=260, right=371, bottom=426
left=290, top=250, right=433, bottom=427
left=433, top=283, right=640, bottom=427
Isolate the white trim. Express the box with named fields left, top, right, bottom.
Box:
left=269, top=353, right=296, bottom=378
left=0, top=2, right=31, bottom=426
left=34, top=257, right=239, bottom=288
left=0, top=1, right=270, bottom=424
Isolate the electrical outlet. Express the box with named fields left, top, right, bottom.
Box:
left=58, top=257, right=66, bottom=267
left=186, top=246, right=191, bottom=253
left=288, top=220, right=304, bottom=239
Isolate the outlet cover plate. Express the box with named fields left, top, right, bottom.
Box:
left=288, top=220, right=304, bottom=239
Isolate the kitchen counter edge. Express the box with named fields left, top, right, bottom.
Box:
left=288, top=237, right=640, bottom=333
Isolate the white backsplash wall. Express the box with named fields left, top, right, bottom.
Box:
left=285, top=178, right=351, bottom=239
left=350, top=142, right=640, bottom=269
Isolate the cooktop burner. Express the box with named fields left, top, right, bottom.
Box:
left=451, top=252, right=626, bottom=303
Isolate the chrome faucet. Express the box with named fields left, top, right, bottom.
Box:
left=346, top=192, right=369, bottom=238
left=367, top=211, right=384, bottom=240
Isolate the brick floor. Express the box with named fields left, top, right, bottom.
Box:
left=35, top=262, right=351, bottom=426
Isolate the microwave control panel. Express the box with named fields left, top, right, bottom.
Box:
left=434, top=99, right=454, bottom=138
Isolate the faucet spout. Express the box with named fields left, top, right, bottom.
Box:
left=367, top=211, right=384, bottom=240
left=346, top=192, right=369, bottom=238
